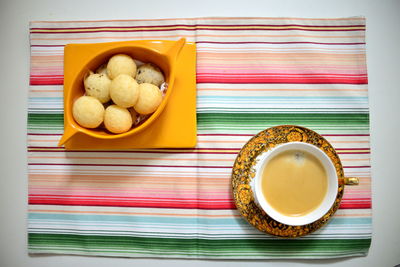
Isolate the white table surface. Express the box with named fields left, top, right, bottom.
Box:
left=1, top=0, right=399, bottom=266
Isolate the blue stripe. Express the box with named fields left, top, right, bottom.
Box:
left=29, top=213, right=371, bottom=226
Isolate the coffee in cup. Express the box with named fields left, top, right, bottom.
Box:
left=251, top=142, right=338, bottom=226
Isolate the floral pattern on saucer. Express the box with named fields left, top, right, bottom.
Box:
left=231, top=125, right=345, bottom=238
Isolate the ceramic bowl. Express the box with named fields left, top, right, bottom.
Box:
left=58, top=38, right=186, bottom=146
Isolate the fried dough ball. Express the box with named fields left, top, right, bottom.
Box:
left=134, top=83, right=162, bottom=115
left=136, top=63, right=165, bottom=87
left=109, top=74, right=140, bottom=108
left=72, top=96, right=104, bottom=128
left=104, top=105, right=133, bottom=134
left=95, top=64, right=108, bottom=75
left=84, top=72, right=111, bottom=103
left=107, top=54, right=137, bottom=79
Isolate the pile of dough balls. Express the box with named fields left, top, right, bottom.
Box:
left=72, top=54, right=165, bottom=134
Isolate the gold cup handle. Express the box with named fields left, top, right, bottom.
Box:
left=342, top=177, right=359, bottom=185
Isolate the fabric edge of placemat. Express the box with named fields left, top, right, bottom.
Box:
left=27, top=16, right=372, bottom=259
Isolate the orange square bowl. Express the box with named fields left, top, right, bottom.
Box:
left=58, top=38, right=186, bottom=146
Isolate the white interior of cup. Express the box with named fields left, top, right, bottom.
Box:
left=252, top=142, right=338, bottom=226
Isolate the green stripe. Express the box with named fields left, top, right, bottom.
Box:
left=29, top=233, right=371, bottom=257
left=28, top=113, right=63, bottom=123
left=198, top=113, right=369, bottom=125
left=27, top=113, right=369, bottom=128
left=198, top=113, right=369, bottom=133
left=28, top=113, right=64, bottom=131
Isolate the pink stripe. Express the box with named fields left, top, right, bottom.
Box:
left=196, top=76, right=368, bottom=84
left=196, top=41, right=366, bottom=45
left=26, top=133, right=370, bottom=138
left=196, top=68, right=368, bottom=75
left=28, top=163, right=370, bottom=169
left=29, top=191, right=230, bottom=199
left=27, top=146, right=240, bottom=151
left=28, top=163, right=233, bottom=168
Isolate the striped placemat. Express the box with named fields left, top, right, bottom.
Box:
left=28, top=17, right=371, bottom=259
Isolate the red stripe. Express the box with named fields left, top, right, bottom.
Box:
left=30, top=26, right=365, bottom=34
left=27, top=162, right=372, bottom=168
left=30, top=76, right=368, bottom=86
left=324, top=134, right=370, bottom=137
left=30, top=24, right=366, bottom=31
left=30, top=41, right=366, bottom=48
left=343, top=166, right=370, bottom=168
left=28, top=196, right=371, bottom=209
left=25, top=147, right=370, bottom=156
left=30, top=77, right=63, bottom=85
left=28, top=134, right=62, bottom=136
left=28, top=197, right=236, bottom=209
left=196, top=41, right=366, bottom=45
left=27, top=133, right=370, bottom=137
left=30, top=195, right=371, bottom=203
left=336, top=148, right=370, bottom=150
left=30, top=29, right=364, bottom=34
left=27, top=149, right=369, bottom=155
left=30, top=194, right=228, bottom=201
left=197, top=73, right=367, bottom=77
left=27, top=146, right=239, bottom=151
left=197, top=133, right=252, bottom=136
left=196, top=76, right=368, bottom=84
left=28, top=149, right=238, bottom=155
left=339, top=200, right=371, bottom=209
left=31, top=44, right=65, bottom=47
left=341, top=152, right=370, bottom=155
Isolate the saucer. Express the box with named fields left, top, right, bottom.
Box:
left=231, top=125, right=344, bottom=238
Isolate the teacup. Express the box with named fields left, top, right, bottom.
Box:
left=251, top=142, right=340, bottom=226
